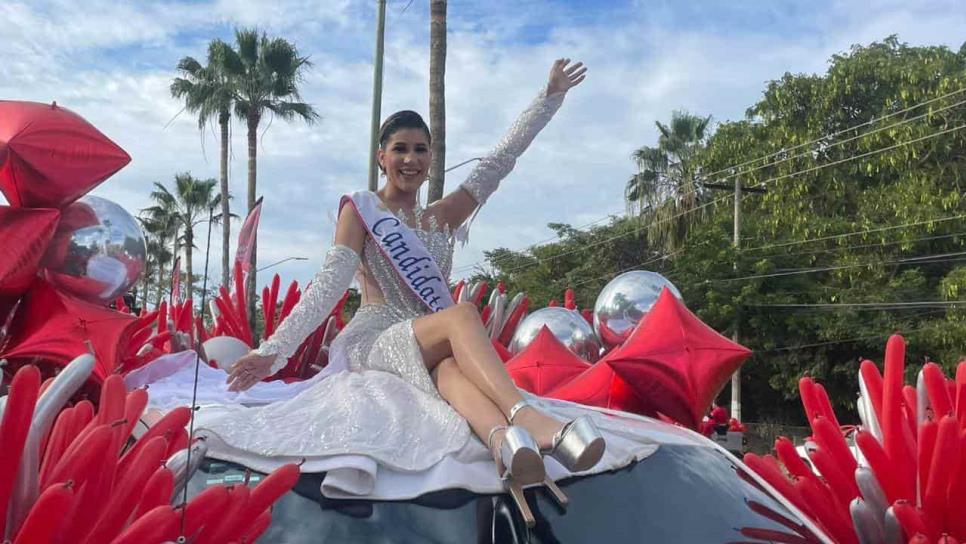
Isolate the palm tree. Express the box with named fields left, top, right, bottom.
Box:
left=145, top=173, right=223, bottom=302
left=171, top=40, right=237, bottom=291
left=625, top=111, right=711, bottom=252
left=138, top=212, right=178, bottom=307
left=427, top=0, right=447, bottom=203
left=218, top=28, right=319, bottom=321
left=139, top=230, right=173, bottom=309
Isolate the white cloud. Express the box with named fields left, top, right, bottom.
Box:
left=1, top=0, right=964, bottom=298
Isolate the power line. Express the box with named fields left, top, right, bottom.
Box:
left=572, top=242, right=966, bottom=294
left=568, top=224, right=966, bottom=293
left=450, top=88, right=966, bottom=278
left=697, top=87, right=966, bottom=184
left=742, top=213, right=966, bottom=253
left=747, top=300, right=966, bottom=309
left=450, top=205, right=627, bottom=275
left=761, top=315, right=950, bottom=353
left=709, top=250, right=966, bottom=284
left=465, top=123, right=966, bottom=279
left=620, top=90, right=966, bottom=231
left=751, top=230, right=966, bottom=261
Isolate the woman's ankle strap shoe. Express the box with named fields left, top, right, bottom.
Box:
left=546, top=416, right=605, bottom=473
left=507, top=399, right=535, bottom=424
left=499, top=426, right=545, bottom=486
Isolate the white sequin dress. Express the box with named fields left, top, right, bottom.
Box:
left=137, top=89, right=660, bottom=498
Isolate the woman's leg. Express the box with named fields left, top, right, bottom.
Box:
left=414, top=302, right=560, bottom=449
left=431, top=357, right=508, bottom=466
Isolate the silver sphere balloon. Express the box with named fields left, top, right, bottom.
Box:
left=594, top=270, right=682, bottom=349
left=41, top=195, right=146, bottom=305
left=509, top=306, right=601, bottom=362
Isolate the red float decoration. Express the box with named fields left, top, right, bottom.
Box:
left=0, top=207, right=60, bottom=321
left=0, top=101, right=130, bottom=209
left=506, top=326, right=591, bottom=395
left=547, top=358, right=653, bottom=414
left=549, top=288, right=750, bottom=428
left=0, top=279, right=137, bottom=381
left=598, top=288, right=750, bottom=428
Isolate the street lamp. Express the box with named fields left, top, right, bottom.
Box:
left=257, top=256, right=308, bottom=273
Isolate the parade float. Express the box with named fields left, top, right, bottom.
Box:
left=2, top=99, right=927, bottom=543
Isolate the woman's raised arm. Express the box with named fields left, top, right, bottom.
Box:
left=226, top=205, right=365, bottom=391
left=434, top=59, right=587, bottom=231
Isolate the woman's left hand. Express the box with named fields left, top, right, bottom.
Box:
left=546, top=58, right=587, bottom=95
left=226, top=351, right=277, bottom=392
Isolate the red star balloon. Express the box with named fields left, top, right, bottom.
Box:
left=0, top=101, right=130, bottom=208
left=546, top=357, right=653, bottom=414
left=0, top=207, right=60, bottom=322
left=601, top=288, right=751, bottom=428
left=506, top=326, right=591, bottom=395
left=0, top=279, right=137, bottom=381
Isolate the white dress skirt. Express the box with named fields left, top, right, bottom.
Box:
left=137, top=224, right=663, bottom=500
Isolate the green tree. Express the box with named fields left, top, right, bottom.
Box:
left=625, top=111, right=711, bottom=252
left=483, top=37, right=966, bottom=423
left=217, top=28, right=320, bottom=325
left=171, top=39, right=237, bottom=290
left=145, top=173, right=223, bottom=303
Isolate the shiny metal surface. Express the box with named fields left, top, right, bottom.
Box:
left=509, top=306, right=601, bottom=362
left=501, top=426, right=544, bottom=485
left=593, top=270, right=682, bottom=349
left=41, top=195, right=146, bottom=305
left=548, top=415, right=605, bottom=473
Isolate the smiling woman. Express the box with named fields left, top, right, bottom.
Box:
left=133, top=61, right=693, bottom=531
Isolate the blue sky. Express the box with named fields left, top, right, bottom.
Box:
left=1, top=0, right=964, bottom=294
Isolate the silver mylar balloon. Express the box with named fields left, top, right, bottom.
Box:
left=509, top=306, right=600, bottom=362
left=593, top=270, right=682, bottom=349
left=41, top=195, right=146, bottom=305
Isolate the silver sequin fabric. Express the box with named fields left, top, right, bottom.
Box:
left=196, top=88, right=565, bottom=473
left=254, top=244, right=360, bottom=372
left=460, top=89, right=565, bottom=207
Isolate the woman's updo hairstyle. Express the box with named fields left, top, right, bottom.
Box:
left=377, top=111, right=431, bottom=174
left=378, top=110, right=431, bottom=149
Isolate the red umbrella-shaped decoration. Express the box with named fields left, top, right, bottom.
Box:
left=0, top=207, right=60, bottom=321
left=599, top=288, right=751, bottom=428
left=506, top=326, right=591, bottom=396
left=0, top=279, right=137, bottom=381
left=0, top=101, right=130, bottom=209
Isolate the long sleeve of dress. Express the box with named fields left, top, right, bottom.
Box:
left=254, top=244, right=360, bottom=375
left=459, top=88, right=566, bottom=208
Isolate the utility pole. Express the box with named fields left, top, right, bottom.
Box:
left=701, top=178, right=766, bottom=421
left=731, top=175, right=742, bottom=421
left=368, top=0, right=387, bottom=191
left=427, top=0, right=447, bottom=203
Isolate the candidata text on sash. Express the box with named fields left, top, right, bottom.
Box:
left=372, top=216, right=446, bottom=311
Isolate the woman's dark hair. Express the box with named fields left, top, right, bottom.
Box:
left=378, top=110, right=431, bottom=149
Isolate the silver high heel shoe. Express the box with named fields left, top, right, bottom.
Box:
left=508, top=400, right=606, bottom=473
left=487, top=424, right=545, bottom=526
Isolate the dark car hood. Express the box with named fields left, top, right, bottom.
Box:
left=190, top=439, right=827, bottom=543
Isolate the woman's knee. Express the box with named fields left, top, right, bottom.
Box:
left=431, top=357, right=462, bottom=392
left=449, top=301, right=480, bottom=326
